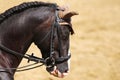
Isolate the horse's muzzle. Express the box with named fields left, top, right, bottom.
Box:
left=48, top=66, right=69, bottom=78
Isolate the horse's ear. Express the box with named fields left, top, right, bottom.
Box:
left=58, top=10, right=78, bottom=19
left=63, top=11, right=79, bottom=19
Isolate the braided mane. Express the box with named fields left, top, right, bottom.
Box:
left=0, top=1, right=57, bottom=24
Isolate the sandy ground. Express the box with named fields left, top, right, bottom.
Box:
left=0, top=0, right=120, bottom=80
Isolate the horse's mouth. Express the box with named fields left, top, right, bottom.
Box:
left=46, top=66, right=69, bottom=78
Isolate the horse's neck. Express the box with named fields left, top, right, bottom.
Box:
left=0, top=32, right=33, bottom=69
left=0, top=11, right=35, bottom=72
left=0, top=67, right=14, bottom=80
left=0, top=7, right=53, bottom=74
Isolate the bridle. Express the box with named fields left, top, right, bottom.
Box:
left=0, top=8, right=71, bottom=72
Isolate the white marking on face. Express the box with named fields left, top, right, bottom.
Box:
left=67, top=50, right=71, bottom=71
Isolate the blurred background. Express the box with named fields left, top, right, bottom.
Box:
left=0, top=0, right=120, bottom=80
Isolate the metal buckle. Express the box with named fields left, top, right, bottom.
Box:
left=45, top=57, right=55, bottom=68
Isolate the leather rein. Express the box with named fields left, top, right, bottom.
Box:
left=0, top=9, right=71, bottom=72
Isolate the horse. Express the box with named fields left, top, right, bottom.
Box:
left=0, top=1, right=78, bottom=80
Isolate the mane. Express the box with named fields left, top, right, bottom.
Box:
left=0, top=1, right=57, bottom=24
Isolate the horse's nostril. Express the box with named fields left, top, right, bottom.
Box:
left=64, top=69, right=69, bottom=73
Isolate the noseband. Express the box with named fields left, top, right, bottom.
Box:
left=0, top=8, right=71, bottom=71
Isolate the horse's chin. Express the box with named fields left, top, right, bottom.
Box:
left=46, top=66, right=69, bottom=78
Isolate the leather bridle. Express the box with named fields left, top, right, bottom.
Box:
left=0, top=9, right=71, bottom=71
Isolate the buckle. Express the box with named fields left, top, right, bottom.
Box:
left=27, top=53, right=34, bottom=63
left=45, top=57, right=55, bottom=68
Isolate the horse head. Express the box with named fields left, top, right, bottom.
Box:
left=34, top=7, right=78, bottom=78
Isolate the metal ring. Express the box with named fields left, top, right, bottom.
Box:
left=45, top=57, right=55, bottom=68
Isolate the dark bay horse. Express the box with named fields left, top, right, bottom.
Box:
left=0, top=1, right=78, bottom=80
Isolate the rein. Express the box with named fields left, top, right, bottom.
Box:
left=0, top=9, right=71, bottom=72
left=0, top=44, right=45, bottom=63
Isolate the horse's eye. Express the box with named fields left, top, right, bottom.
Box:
left=61, top=26, right=70, bottom=40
